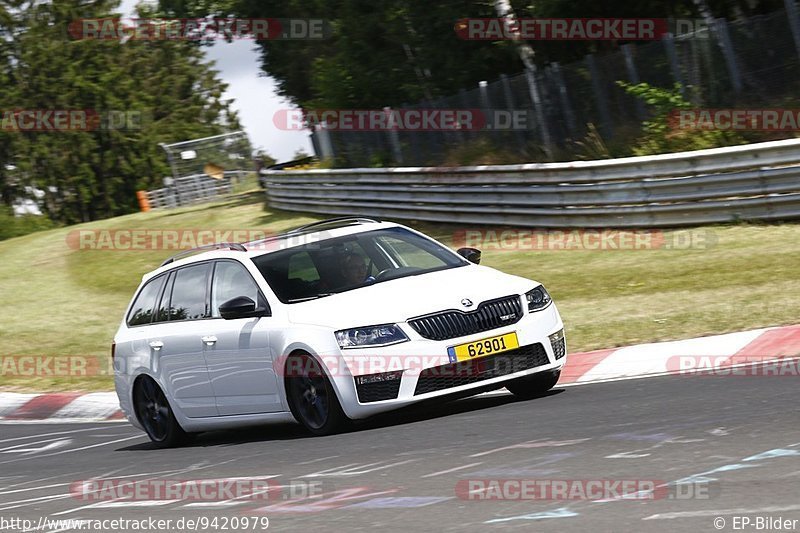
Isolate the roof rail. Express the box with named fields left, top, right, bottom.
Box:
left=286, top=216, right=381, bottom=235
left=160, top=242, right=247, bottom=267
left=241, top=217, right=382, bottom=250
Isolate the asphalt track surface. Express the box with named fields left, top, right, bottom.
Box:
left=1, top=373, right=799, bottom=533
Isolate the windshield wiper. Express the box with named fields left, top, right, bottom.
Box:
left=285, top=293, right=336, bottom=303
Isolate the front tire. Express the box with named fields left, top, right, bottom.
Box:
left=133, top=376, right=189, bottom=448
left=285, top=353, right=349, bottom=436
left=505, top=369, right=561, bottom=400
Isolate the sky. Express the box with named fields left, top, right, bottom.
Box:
left=122, top=0, right=313, bottom=162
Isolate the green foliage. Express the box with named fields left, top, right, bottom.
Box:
left=0, top=208, right=56, bottom=241
left=619, top=82, right=746, bottom=156
left=0, top=0, right=241, bottom=224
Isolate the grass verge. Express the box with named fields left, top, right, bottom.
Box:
left=1, top=189, right=798, bottom=391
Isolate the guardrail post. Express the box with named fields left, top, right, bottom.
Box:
left=713, top=18, right=743, bottom=95
left=622, top=44, right=647, bottom=120
left=585, top=54, right=614, bottom=139
left=784, top=0, right=800, bottom=64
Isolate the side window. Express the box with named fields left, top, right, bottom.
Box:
left=127, top=275, right=165, bottom=326
left=154, top=272, right=175, bottom=323
left=167, top=263, right=211, bottom=321
left=211, top=261, right=262, bottom=318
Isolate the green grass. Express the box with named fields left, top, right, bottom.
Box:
left=1, top=188, right=799, bottom=392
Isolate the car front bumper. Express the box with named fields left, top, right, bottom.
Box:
left=328, top=302, right=566, bottom=419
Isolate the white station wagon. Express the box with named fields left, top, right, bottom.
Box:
left=113, top=218, right=566, bottom=447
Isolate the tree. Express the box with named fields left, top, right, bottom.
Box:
left=4, top=0, right=242, bottom=223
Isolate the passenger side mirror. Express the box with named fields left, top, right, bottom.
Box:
left=219, top=296, right=270, bottom=320
left=456, top=247, right=482, bottom=265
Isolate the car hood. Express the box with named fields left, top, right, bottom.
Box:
left=284, top=264, right=538, bottom=329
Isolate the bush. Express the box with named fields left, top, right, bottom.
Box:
left=619, top=82, right=747, bottom=156
left=0, top=208, right=56, bottom=241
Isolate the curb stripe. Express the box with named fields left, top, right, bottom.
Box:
left=560, top=349, right=616, bottom=383
left=2, top=323, right=800, bottom=423
left=7, top=393, right=83, bottom=420
left=729, top=325, right=800, bottom=359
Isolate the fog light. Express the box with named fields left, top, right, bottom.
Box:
left=355, top=370, right=403, bottom=385
left=549, top=329, right=566, bottom=360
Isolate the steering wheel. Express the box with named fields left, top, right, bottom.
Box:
left=375, top=266, right=420, bottom=281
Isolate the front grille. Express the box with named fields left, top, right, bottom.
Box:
left=414, top=343, right=549, bottom=395
left=552, top=337, right=566, bottom=360
left=408, top=295, right=523, bottom=341
left=355, top=374, right=402, bottom=403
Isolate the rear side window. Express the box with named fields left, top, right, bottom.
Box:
left=211, top=261, right=262, bottom=318
left=166, top=263, right=211, bottom=321
left=127, top=275, right=166, bottom=326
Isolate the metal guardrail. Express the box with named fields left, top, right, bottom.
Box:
left=261, top=139, right=800, bottom=228
left=145, top=171, right=249, bottom=209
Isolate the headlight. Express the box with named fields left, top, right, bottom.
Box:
left=525, top=285, right=552, bottom=312
left=335, top=324, right=409, bottom=349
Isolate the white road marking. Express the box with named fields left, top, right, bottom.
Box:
left=0, top=435, right=142, bottom=465
left=301, top=459, right=417, bottom=477
left=90, top=500, right=182, bottom=508
left=421, top=462, right=483, bottom=478
left=0, top=439, right=72, bottom=455
left=0, top=427, right=122, bottom=445
left=644, top=504, right=800, bottom=520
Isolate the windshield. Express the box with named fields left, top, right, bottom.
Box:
left=251, top=227, right=467, bottom=303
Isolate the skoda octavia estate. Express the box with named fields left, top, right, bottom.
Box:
left=113, top=217, right=566, bottom=447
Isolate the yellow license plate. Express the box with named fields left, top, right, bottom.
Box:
left=448, top=332, right=519, bottom=363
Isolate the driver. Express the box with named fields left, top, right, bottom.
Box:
left=340, top=253, right=374, bottom=285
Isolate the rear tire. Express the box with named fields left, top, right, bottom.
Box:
left=505, top=369, right=561, bottom=400
left=133, top=376, right=189, bottom=448
left=285, top=353, right=349, bottom=436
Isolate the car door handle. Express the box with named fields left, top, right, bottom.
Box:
left=149, top=340, right=164, bottom=351
left=201, top=335, right=217, bottom=346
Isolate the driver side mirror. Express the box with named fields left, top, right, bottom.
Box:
left=219, top=296, right=270, bottom=320
left=456, top=247, right=481, bottom=264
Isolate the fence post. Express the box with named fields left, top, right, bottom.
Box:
left=524, top=65, right=554, bottom=159
left=662, top=33, right=685, bottom=95
left=316, top=123, right=335, bottom=161
left=383, top=107, right=404, bottom=164
left=713, top=18, right=743, bottom=95
left=551, top=62, right=577, bottom=138
left=585, top=53, right=614, bottom=139
left=622, top=44, right=647, bottom=120
left=784, top=0, right=800, bottom=63
left=500, top=73, right=527, bottom=151
left=158, top=143, right=182, bottom=207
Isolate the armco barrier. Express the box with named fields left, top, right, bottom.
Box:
left=261, top=139, right=800, bottom=228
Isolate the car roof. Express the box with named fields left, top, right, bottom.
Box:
left=141, top=218, right=404, bottom=283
